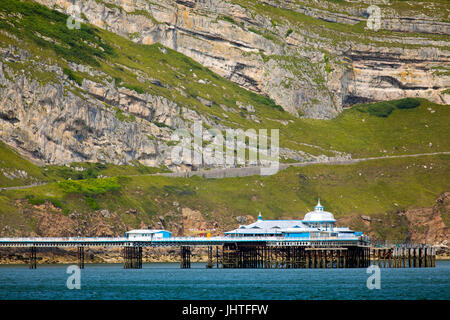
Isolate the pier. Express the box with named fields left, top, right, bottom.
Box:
left=0, top=236, right=435, bottom=269
left=371, top=246, right=436, bottom=268
left=0, top=200, right=436, bottom=269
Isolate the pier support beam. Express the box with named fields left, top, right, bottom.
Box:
left=77, top=247, right=85, bottom=269
left=29, top=246, right=37, bottom=269
left=216, top=246, right=219, bottom=268
left=370, top=246, right=435, bottom=268
left=222, top=244, right=237, bottom=268
left=180, top=246, right=191, bottom=269
left=206, top=246, right=213, bottom=268
left=123, top=246, right=142, bottom=269
left=432, top=247, right=436, bottom=267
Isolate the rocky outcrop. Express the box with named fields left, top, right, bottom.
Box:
left=340, top=192, right=449, bottom=248
left=0, top=44, right=179, bottom=166
left=1, top=0, right=448, bottom=167
left=404, top=192, right=449, bottom=246
left=1, top=43, right=339, bottom=167
left=0, top=246, right=213, bottom=264
left=6, top=199, right=129, bottom=237
left=0, top=57, right=171, bottom=166
left=345, top=45, right=450, bottom=105
left=36, top=0, right=450, bottom=118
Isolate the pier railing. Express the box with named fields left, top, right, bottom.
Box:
left=0, top=235, right=365, bottom=248
left=370, top=240, right=433, bottom=248
left=0, top=237, right=126, bottom=242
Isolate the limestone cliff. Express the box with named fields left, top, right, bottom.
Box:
left=0, top=56, right=173, bottom=166
left=35, top=0, right=450, bottom=118
left=1, top=0, right=449, bottom=168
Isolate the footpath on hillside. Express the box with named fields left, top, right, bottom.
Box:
left=1, top=152, right=448, bottom=191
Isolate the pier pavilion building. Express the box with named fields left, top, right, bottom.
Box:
left=124, top=229, right=171, bottom=240
left=224, top=200, right=365, bottom=241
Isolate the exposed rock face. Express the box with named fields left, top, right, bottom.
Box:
left=8, top=200, right=129, bottom=237
left=404, top=192, right=449, bottom=245
left=1, top=0, right=449, bottom=167
left=0, top=46, right=175, bottom=166
left=36, top=0, right=450, bottom=118
left=1, top=44, right=344, bottom=168
left=340, top=192, right=449, bottom=246
left=1, top=45, right=329, bottom=167
left=345, top=45, right=450, bottom=106
left=181, top=207, right=213, bottom=234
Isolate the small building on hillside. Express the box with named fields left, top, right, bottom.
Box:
left=224, top=199, right=366, bottom=241
left=124, top=229, right=171, bottom=240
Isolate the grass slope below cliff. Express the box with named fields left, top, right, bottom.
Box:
left=0, top=141, right=168, bottom=187
left=0, top=142, right=45, bottom=187
left=282, top=98, right=450, bottom=157
left=0, top=154, right=448, bottom=240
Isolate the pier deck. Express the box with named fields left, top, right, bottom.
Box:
left=0, top=236, right=361, bottom=247
left=0, top=236, right=435, bottom=269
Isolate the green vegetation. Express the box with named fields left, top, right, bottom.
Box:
left=247, top=26, right=278, bottom=41
left=129, top=9, right=160, bottom=25
left=25, top=194, right=63, bottom=209
left=63, top=67, right=83, bottom=86
left=121, top=83, right=145, bottom=94
left=0, top=0, right=113, bottom=67
left=1, top=1, right=447, bottom=161
left=359, top=102, right=394, bottom=118
left=0, top=154, right=448, bottom=239
left=218, top=15, right=237, bottom=25
left=356, top=98, right=421, bottom=117
left=114, top=107, right=136, bottom=122
left=396, top=98, right=421, bottom=110
left=0, top=142, right=45, bottom=187
left=233, top=0, right=449, bottom=49
left=44, top=162, right=169, bottom=181
left=432, top=66, right=450, bottom=77
left=0, top=141, right=168, bottom=188
left=280, top=99, right=449, bottom=157
left=58, top=177, right=122, bottom=196
left=42, top=161, right=168, bottom=181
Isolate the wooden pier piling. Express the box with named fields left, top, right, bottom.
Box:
left=180, top=246, right=191, bottom=269
left=0, top=238, right=436, bottom=270
left=77, top=247, right=85, bottom=269
left=371, top=245, right=436, bottom=268
left=216, top=246, right=219, bottom=268
left=29, top=246, right=37, bottom=269
left=206, top=246, right=213, bottom=268
left=218, top=244, right=372, bottom=269
left=123, top=246, right=142, bottom=269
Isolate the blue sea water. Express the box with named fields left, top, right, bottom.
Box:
left=0, top=261, right=449, bottom=300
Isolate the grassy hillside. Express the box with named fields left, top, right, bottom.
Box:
left=0, top=0, right=289, bottom=125
left=0, top=154, right=448, bottom=240
left=0, top=141, right=168, bottom=187
left=233, top=0, right=449, bottom=48
left=282, top=98, right=450, bottom=157
left=1, top=97, right=448, bottom=187
left=0, top=142, right=45, bottom=187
